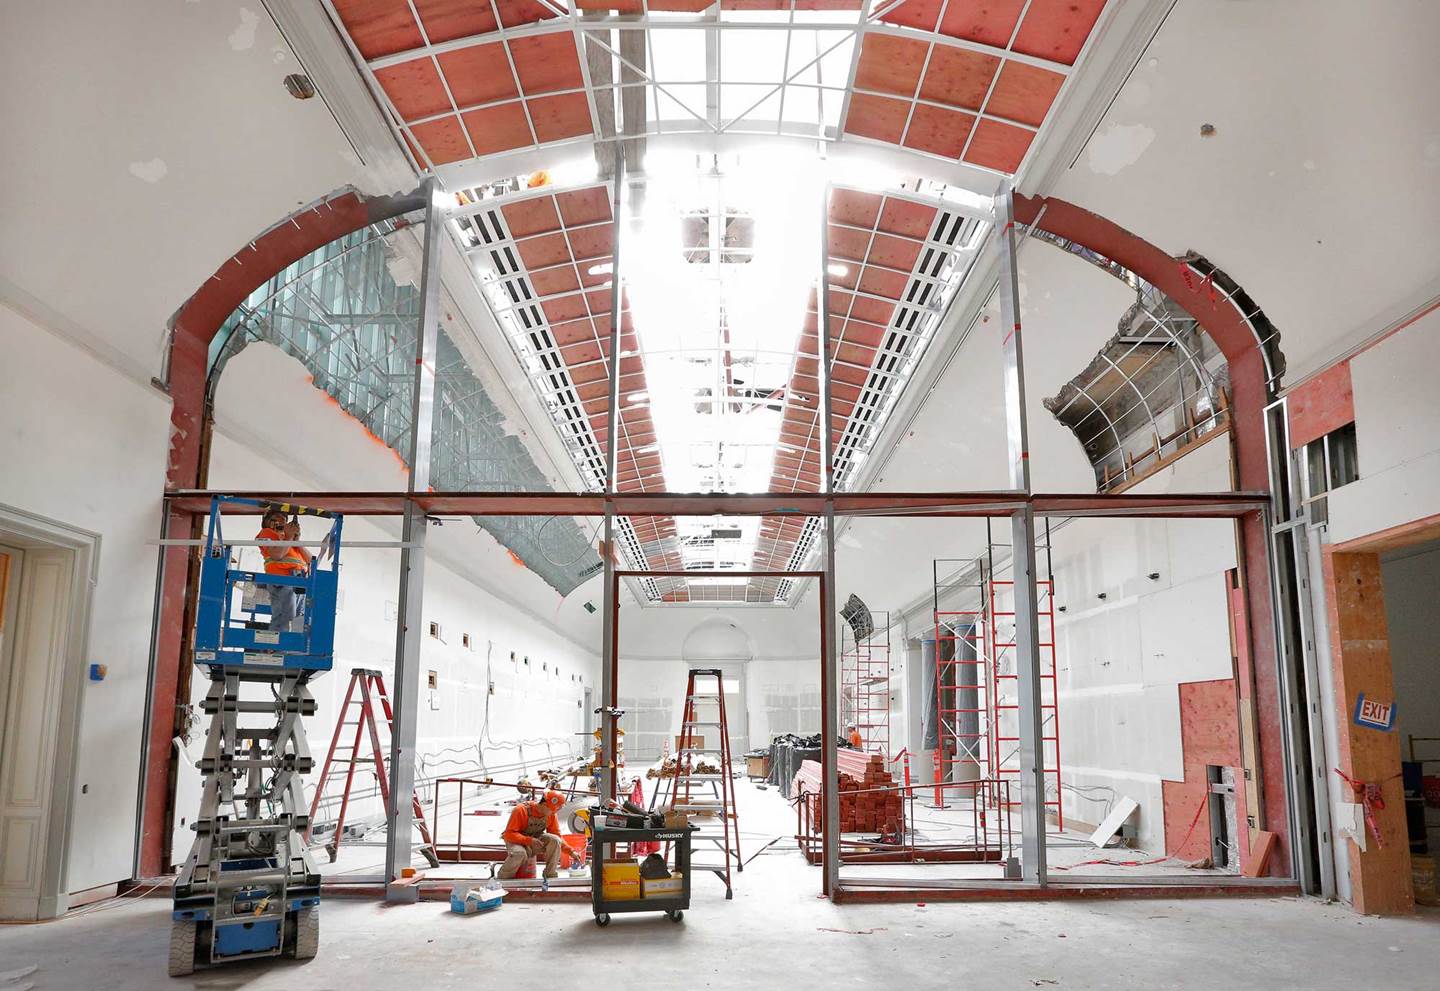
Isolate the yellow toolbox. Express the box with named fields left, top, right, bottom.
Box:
left=601, top=861, right=641, bottom=901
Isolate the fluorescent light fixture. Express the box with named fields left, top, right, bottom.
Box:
left=587, top=262, right=614, bottom=276
left=827, top=263, right=849, bottom=277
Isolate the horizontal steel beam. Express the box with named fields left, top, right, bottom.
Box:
left=166, top=489, right=1268, bottom=519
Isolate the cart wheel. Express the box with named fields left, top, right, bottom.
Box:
left=293, top=906, right=319, bottom=960
left=595, top=913, right=611, bottom=927
left=168, top=920, right=197, bottom=978
left=667, top=910, right=684, bottom=923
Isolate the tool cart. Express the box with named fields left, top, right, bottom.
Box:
left=589, top=814, right=696, bottom=926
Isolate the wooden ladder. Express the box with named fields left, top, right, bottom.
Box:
left=668, top=668, right=741, bottom=898
left=307, top=667, right=436, bottom=866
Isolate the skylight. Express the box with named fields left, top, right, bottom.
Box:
left=627, top=148, right=821, bottom=573
left=448, top=147, right=990, bottom=602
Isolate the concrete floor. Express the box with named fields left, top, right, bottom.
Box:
left=5, top=865, right=1438, bottom=990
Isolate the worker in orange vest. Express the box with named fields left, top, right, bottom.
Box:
left=498, top=790, right=565, bottom=880
left=847, top=724, right=863, bottom=749
left=256, top=510, right=311, bottom=633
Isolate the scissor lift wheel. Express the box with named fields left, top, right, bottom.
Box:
left=293, top=906, right=319, bottom=960
left=168, top=920, right=198, bottom=978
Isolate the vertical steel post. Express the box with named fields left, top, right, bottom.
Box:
left=818, top=182, right=842, bottom=897
left=994, top=182, right=1047, bottom=883
left=385, top=180, right=442, bottom=894
left=599, top=150, right=626, bottom=802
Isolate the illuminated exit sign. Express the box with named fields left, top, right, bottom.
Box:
left=1353, top=693, right=1396, bottom=732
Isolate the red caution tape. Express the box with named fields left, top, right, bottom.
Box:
left=1334, top=768, right=1401, bottom=849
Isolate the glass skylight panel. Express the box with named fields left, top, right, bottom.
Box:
left=722, top=86, right=783, bottom=131
left=720, top=30, right=787, bottom=84
left=650, top=29, right=708, bottom=84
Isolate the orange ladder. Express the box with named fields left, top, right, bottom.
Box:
left=307, top=667, right=437, bottom=866
left=669, top=669, right=741, bottom=898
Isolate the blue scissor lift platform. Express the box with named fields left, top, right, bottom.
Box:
left=169, top=496, right=343, bottom=977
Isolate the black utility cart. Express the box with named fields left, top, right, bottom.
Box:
left=589, top=815, right=696, bottom=926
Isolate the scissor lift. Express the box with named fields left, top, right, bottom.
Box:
left=169, top=496, right=342, bottom=977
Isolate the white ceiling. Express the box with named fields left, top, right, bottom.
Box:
left=1051, top=0, right=1440, bottom=383
left=0, top=1, right=401, bottom=383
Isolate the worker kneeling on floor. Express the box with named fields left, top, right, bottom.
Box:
left=499, top=789, right=566, bottom=879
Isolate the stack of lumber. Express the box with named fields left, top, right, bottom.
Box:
left=792, top=750, right=904, bottom=834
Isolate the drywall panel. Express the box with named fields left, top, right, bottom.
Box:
left=1329, top=309, right=1440, bottom=545
left=1138, top=575, right=1234, bottom=687
left=0, top=303, right=171, bottom=893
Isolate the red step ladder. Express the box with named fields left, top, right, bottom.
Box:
left=307, top=667, right=436, bottom=865
left=668, top=669, right=741, bottom=898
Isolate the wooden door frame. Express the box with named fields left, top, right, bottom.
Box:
left=0, top=504, right=99, bottom=919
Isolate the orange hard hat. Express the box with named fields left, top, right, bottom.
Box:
left=541, top=790, right=565, bottom=812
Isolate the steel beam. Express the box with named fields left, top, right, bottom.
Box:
left=385, top=180, right=443, bottom=897
left=166, top=489, right=1269, bottom=519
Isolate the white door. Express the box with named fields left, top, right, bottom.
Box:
left=0, top=544, right=73, bottom=920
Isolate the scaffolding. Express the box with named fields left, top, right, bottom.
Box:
left=932, top=562, right=993, bottom=795
left=931, top=523, right=1064, bottom=828
left=985, top=520, right=1064, bottom=827
left=841, top=610, right=891, bottom=756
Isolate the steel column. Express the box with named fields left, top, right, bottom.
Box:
left=599, top=148, right=626, bottom=802
left=385, top=180, right=443, bottom=894
left=995, top=182, right=1047, bottom=883
left=818, top=182, right=842, bottom=897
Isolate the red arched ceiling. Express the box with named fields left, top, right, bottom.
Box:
left=325, top=0, right=1106, bottom=176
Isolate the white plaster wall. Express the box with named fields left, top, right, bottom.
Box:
left=187, top=391, right=604, bottom=852
left=0, top=303, right=603, bottom=886
left=0, top=303, right=171, bottom=893
left=1379, top=543, right=1440, bottom=750
left=1052, top=0, right=1440, bottom=380
left=747, top=658, right=822, bottom=745
left=0, top=0, right=403, bottom=383
left=1327, top=309, right=1440, bottom=545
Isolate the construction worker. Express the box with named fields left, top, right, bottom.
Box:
left=498, top=789, right=565, bottom=880
left=847, top=723, right=863, bottom=748
left=256, top=510, right=311, bottom=632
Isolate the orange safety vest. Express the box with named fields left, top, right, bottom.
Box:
left=256, top=527, right=309, bottom=576
left=501, top=802, right=559, bottom=846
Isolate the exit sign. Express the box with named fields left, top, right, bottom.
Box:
left=1353, top=693, right=1396, bottom=732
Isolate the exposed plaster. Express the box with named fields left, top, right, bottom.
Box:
left=1085, top=123, right=1157, bottom=176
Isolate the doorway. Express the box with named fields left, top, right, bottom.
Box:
left=0, top=507, right=97, bottom=921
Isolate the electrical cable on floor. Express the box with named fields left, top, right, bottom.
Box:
left=0, top=878, right=171, bottom=926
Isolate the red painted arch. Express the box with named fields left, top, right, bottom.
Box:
left=1015, top=193, right=1289, bottom=877
left=141, top=187, right=421, bottom=877
left=142, top=188, right=1291, bottom=883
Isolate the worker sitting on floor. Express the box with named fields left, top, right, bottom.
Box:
left=256, top=510, right=311, bottom=632
left=498, top=789, right=565, bottom=880
left=847, top=724, right=863, bottom=748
